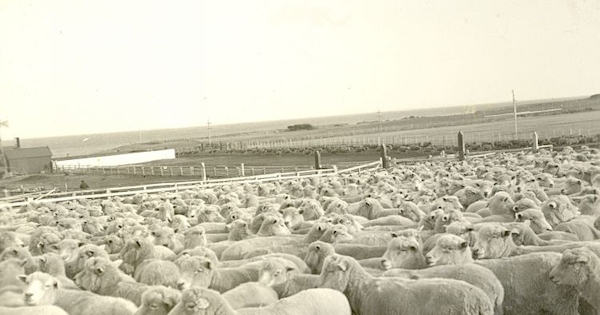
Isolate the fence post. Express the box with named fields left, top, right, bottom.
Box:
left=179, top=167, right=183, bottom=176
left=532, top=132, right=539, bottom=152
left=201, top=163, right=206, bottom=181
left=240, top=163, right=245, bottom=177
left=160, top=167, right=164, bottom=176
left=380, top=143, right=390, bottom=169
left=170, top=167, right=174, bottom=176
left=314, top=150, right=322, bottom=170
left=458, top=131, right=465, bottom=161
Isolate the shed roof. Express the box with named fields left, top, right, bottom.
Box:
left=3, top=147, right=52, bottom=159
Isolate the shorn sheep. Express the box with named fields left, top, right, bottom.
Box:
left=20, top=271, right=138, bottom=315
left=168, top=286, right=351, bottom=315
left=133, top=286, right=182, bottom=315
left=317, top=254, right=493, bottom=315
left=0, top=305, right=69, bottom=315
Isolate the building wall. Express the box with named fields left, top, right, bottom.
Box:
left=7, top=156, right=52, bottom=174
left=55, top=149, right=176, bottom=167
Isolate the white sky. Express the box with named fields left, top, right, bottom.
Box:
left=1, top=0, right=599, bottom=139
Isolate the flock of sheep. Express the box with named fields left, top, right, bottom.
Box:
left=1, top=145, right=600, bottom=315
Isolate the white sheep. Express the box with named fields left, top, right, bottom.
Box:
left=317, top=254, right=493, bottom=315
left=0, top=305, right=69, bottom=315
left=133, top=285, right=181, bottom=315
left=20, top=271, right=137, bottom=315
left=549, top=247, right=600, bottom=314
left=168, top=286, right=350, bottom=315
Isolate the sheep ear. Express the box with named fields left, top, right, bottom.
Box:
left=515, top=213, right=522, bottom=220
left=459, top=241, right=469, bottom=249
left=314, top=245, right=321, bottom=251
left=203, top=261, right=213, bottom=270
left=285, top=266, right=296, bottom=273
left=17, top=275, right=27, bottom=283
left=19, top=259, right=27, bottom=267
left=548, top=202, right=556, bottom=209
left=86, top=250, right=95, bottom=257
left=408, top=274, right=420, bottom=280
left=576, top=255, right=589, bottom=263
left=96, top=267, right=104, bottom=274
left=38, top=256, right=47, bottom=264
left=337, top=260, right=348, bottom=271
left=197, top=297, right=210, bottom=309
left=390, top=232, right=398, bottom=238
left=501, top=230, right=512, bottom=237
left=136, top=240, right=142, bottom=247
left=49, top=244, right=59, bottom=251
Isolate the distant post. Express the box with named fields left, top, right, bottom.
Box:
left=532, top=132, right=539, bottom=152
left=201, top=162, right=206, bottom=181
left=380, top=143, right=390, bottom=169
left=240, top=163, right=245, bottom=177
left=314, top=150, right=322, bottom=170
left=458, top=131, right=465, bottom=161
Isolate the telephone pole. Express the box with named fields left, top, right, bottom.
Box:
left=207, top=120, right=212, bottom=147
left=0, top=119, right=8, bottom=179
left=512, top=90, right=518, bottom=139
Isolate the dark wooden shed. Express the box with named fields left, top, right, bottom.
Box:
left=3, top=147, right=53, bottom=175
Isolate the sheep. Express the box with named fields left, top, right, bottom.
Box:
left=549, top=247, right=600, bottom=314
left=183, top=226, right=207, bottom=249
left=425, top=234, right=473, bottom=266
left=20, top=271, right=138, bottom=315
left=475, top=192, right=515, bottom=222
left=227, top=220, right=253, bottom=241
left=133, top=286, right=182, bottom=315
left=476, top=252, right=580, bottom=315
left=74, top=257, right=155, bottom=306
left=65, top=244, right=110, bottom=279
left=554, top=216, right=600, bottom=241
left=177, top=256, right=260, bottom=293
left=256, top=216, right=291, bottom=236
left=258, top=257, right=318, bottom=298
left=119, top=237, right=177, bottom=280
left=513, top=208, right=553, bottom=233
left=0, top=231, right=25, bottom=253
left=49, top=238, right=85, bottom=260
left=221, top=282, right=279, bottom=309
left=168, top=286, right=351, bottom=315
left=0, top=258, right=26, bottom=307
left=0, top=245, right=39, bottom=274
left=471, top=224, right=519, bottom=259
left=380, top=234, right=427, bottom=270
left=317, top=254, right=493, bottom=315
left=135, top=258, right=181, bottom=288
left=578, top=194, right=600, bottom=217
left=382, top=263, right=505, bottom=315
left=541, top=195, right=580, bottom=227
left=0, top=305, right=69, bottom=315
left=36, top=252, right=78, bottom=290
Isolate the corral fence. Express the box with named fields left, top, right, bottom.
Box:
left=170, top=126, right=600, bottom=157
left=2, top=161, right=382, bottom=208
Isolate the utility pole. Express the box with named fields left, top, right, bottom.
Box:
left=207, top=119, right=212, bottom=147
left=0, top=119, right=8, bottom=179
left=377, top=110, right=383, bottom=132
left=512, top=90, right=518, bottom=139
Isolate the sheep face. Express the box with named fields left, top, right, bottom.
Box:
left=419, top=209, right=444, bottom=231
left=257, top=217, right=291, bottom=236
left=398, top=203, right=425, bottom=223
left=433, top=209, right=464, bottom=233
left=177, top=256, right=213, bottom=290
left=425, top=234, right=472, bottom=266
left=19, top=272, right=58, bottom=306
left=541, top=196, right=580, bottom=227
left=488, top=192, right=515, bottom=216
left=335, top=215, right=363, bottom=234
left=472, top=225, right=517, bottom=259
left=104, top=235, right=124, bottom=254
left=550, top=247, right=597, bottom=286
left=304, top=241, right=334, bottom=274
left=33, top=232, right=62, bottom=256
left=65, top=244, right=108, bottom=279
left=320, top=225, right=353, bottom=244
left=37, top=253, right=65, bottom=275
left=183, top=227, right=207, bottom=249
left=171, top=215, right=191, bottom=233
left=317, top=255, right=352, bottom=292
left=380, top=235, right=422, bottom=270
left=49, top=239, right=84, bottom=261
left=281, top=208, right=304, bottom=228
left=134, top=287, right=181, bottom=315
left=170, top=287, right=218, bottom=315
left=227, top=220, right=250, bottom=242
left=0, top=232, right=24, bottom=253
left=82, top=218, right=104, bottom=235
left=73, top=257, right=121, bottom=292
left=515, top=209, right=553, bottom=233
left=196, top=207, right=225, bottom=224
left=512, top=198, right=539, bottom=213
left=149, top=227, right=177, bottom=248
left=258, top=258, right=297, bottom=287
left=299, top=200, right=323, bottom=221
